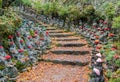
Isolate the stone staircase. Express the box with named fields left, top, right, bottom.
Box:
left=41, top=27, right=91, bottom=67
left=17, top=12, right=92, bottom=82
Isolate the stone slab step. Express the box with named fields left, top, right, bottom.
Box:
left=46, top=28, right=56, bottom=30
left=49, top=33, right=74, bottom=37
left=41, top=54, right=90, bottom=66
left=55, top=37, right=79, bottom=41
left=48, top=30, right=64, bottom=33
left=57, top=41, right=86, bottom=47
left=50, top=47, right=90, bottom=55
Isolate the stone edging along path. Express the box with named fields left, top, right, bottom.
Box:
left=16, top=11, right=92, bottom=82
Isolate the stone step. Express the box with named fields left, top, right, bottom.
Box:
left=49, top=33, right=74, bottom=37
left=57, top=41, right=86, bottom=47
left=41, top=54, right=90, bottom=66
left=46, top=28, right=56, bottom=30
left=50, top=47, right=90, bottom=55
left=55, top=37, right=79, bottom=41
left=48, top=30, right=64, bottom=33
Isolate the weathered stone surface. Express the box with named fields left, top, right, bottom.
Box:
left=48, top=30, right=64, bottom=33
left=46, top=28, right=56, bottom=30
left=41, top=54, right=90, bottom=66
left=55, top=37, right=79, bottom=41
left=57, top=41, right=86, bottom=47
left=50, top=47, right=90, bottom=55
left=49, top=33, right=74, bottom=37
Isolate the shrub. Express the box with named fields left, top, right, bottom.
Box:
left=32, top=2, right=43, bottom=14
left=0, top=0, right=2, bottom=8
left=105, top=3, right=115, bottom=20
left=68, top=5, right=81, bottom=21
left=112, top=16, right=120, bottom=28
left=0, top=9, right=22, bottom=48
left=22, top=0, right=32, bottom=7
left=57, top=5, right=69, bottom=20
left=109, top=69, right=120, bottom=82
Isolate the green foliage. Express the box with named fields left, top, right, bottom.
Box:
left=82, top=5, right=95, bottom=16
left=68, top=5, right=80, bottom=20
left=0, top=64, right=5, bottom=70
left=109, top=69, right=120, bottom=82
left=42, top=2, right=51, bottom=15
left=112, top=16, right=120, bottom=28
left=32, top=2, right=43, bottom=13
left=106, top=70, right=113, bottom=78
left=42, top=2, right=59, bottom=16
left=11, top=0, right=22, bottom=6
left=22, top=0, right=32, bottom=7
left=0, top=8, right=22, bottom=48
left=114, top=59, right=120, bottom=67
left=105, top=3, right=115, bottom=20
left=57, top=5, right=69, bottom=19
left=0, top=0, right=2, bottom=8
left=15, top=61, right=26, bottom=71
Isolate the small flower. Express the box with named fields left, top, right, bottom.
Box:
left=111, top=47, right=117, bottom=51
left=96, top=58, right=103, bottom=63
left=46, top=31, right=49, bottom=36
left=113, top=54, right=120, bottom=59
left=40, top=38, right=44, bottom=40
left=0, top=46, right=3, bottom=48
left=104, top=27, right=109, bottom=31
left=5, top=55, right=11, bottom=60
left=33, top=34, right=38, bottom=37
left=103, top=21, right=107, bottom=24
left=35, top=30, right=38, bottom=34
left=99, top=20, right=103, bottom=23
left=20, top=40, right=24, bottom=43
left=95, top=35, right=99, bottom=39
left=93, top=68, right=100, bottom=76
left=9, top=42, right=14, bottom=45
left=97, top=28, right=101, bottom=31
left=27, top=45, right=32, bottom=49
left=95, top=40, right=100, bottom=44
left=28, top=36, right=32, bottom=39
left=96, top=53, right=102, bottom=57
left=8, top=35, right=13, bottom=39
left=108, top=33, right=115, bottom=37
left=96, top=45, right=102, bottom=49
left=18, top=49, right=24, bottom=53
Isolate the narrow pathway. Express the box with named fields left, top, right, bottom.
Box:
left=17, top=13, right=92, bottom=82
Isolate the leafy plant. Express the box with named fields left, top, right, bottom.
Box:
left=68, top=5, right=80, bottom=21
left=114, top=59, right=120, bottom=67
left=22, top=0, right=32, bottom=7
left=106, top=70, right=113, bottom=78
left=58, top=5, right=69, bottom=20
left=0, top=63, right=5, bottom=70
left=109, top=69, right=120, bottom=82
left=15, top=61, right=26, bottom=71
left=0, top=8, right=22, bottom=49
left=32, top=2, right=43, bottom=14
left=0, top=0, right=2, bottom=8
left=105, top=3, right=115, bottom=20
left=112, top=16, right=120, bottom=28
